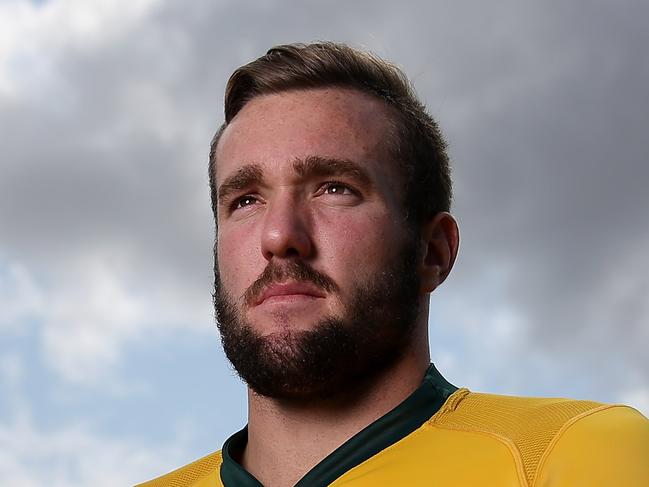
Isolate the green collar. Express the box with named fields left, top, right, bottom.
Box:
left=220, top=363, right=458, bottom=487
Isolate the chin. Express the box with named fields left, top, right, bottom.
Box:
left=247, top=309, right=332, bottom=335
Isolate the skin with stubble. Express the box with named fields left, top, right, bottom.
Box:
left=213, top=87, right=458, bottom=487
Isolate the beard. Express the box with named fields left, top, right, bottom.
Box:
left=213, top=239, right=421, bottom=402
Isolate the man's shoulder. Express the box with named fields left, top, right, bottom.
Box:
left=434, top=388, right=619, bottom=430
left=135, top=450, right=223, bottom=487
left=438, top=388, right=649, bottom=426
left=430, top=389, right=649, bottom=486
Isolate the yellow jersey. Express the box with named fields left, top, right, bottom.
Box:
left=137, top=364, right=649, bottom=486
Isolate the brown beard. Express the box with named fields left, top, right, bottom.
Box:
left=213, top=240, right=421, bottom=402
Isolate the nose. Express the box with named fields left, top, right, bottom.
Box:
left=260, top=195, right=313, bottom=261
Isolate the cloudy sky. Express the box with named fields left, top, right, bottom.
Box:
left=1, top=0, right=648, bottom=484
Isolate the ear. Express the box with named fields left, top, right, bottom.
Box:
left=419, top=212, right=460, bottom=293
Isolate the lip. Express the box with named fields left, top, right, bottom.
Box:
left=255, top=282, right=326, bottom=306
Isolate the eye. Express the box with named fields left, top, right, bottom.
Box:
left=232, top=195, right=259, bottom=210
left=321, top=182, right=356, bottom=196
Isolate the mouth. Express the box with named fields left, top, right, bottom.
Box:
left=255, top=282, right=327, bottom=306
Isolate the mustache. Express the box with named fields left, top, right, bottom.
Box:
left=243, top=260, right=339, bottom=307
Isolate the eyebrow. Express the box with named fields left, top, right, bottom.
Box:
left=293, top=155, right=373, bottom=188
left=217, top=156, right=374, bottom=206
left=217, top=163, right=264, bottom=205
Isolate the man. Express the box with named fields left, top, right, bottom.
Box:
left=139, top=42, right=649, bottom=486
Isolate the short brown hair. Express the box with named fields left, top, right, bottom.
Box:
left=209, top=41, right=452, bottom=226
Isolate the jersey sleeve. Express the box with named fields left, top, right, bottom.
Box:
left=533, top=404, right=649, bottom=487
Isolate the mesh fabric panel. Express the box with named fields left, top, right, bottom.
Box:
left=431, top=390, right=602, bottom=486
left=136, top=451, right=222, bottom=487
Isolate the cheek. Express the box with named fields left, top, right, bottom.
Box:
left=317, top=209, right=400, bottom=279
left=216, top=226, right=262, bottom=293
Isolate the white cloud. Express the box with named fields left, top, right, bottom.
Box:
left=0, top=0, right=157, bottom=97
left=0, top=260, right=43, bottom=331
left=40, top=252, right=147, bottom=384
left=41, top=251, right=211, bottom=385
left=0, top=414, right=187, bottom=487
left=1, top=251, right=212, bottom=386
left=1, top=0, right=218, bottom=388
left=0, top=353, right=199, bottom=487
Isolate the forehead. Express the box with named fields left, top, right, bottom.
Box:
left=214, top=87, right=399, bottom=183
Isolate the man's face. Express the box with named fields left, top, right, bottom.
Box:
left=213, top=87, right=422, bottom=400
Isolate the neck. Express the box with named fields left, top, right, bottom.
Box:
left=241, top=335, right=430, bottom=487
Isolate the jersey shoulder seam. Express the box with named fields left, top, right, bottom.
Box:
left=531, top=403, right=632, bottom=487
left=427, top=388, right=528, bottom=486
left=426, top=420, right=529, bottom=486
left=429, top=390, right=608, bottom=487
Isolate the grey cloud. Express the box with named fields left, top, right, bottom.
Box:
left=1, top=0, right=647, bottom=397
